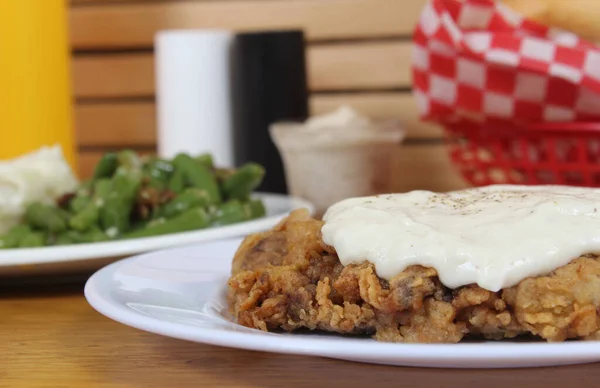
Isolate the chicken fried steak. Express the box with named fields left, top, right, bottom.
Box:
left=228, top=209, right=600, bottom=343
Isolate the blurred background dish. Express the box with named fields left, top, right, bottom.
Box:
left=0, top=150, right=273, bottom=249
left=0, top=192, right=313, bottom=277
left=0, top=147, right=315, bottom=278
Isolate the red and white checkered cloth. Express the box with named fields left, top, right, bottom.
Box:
left=412, top=0, right=600, bottom=125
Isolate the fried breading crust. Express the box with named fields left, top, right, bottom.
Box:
left=227, top=209, right=600, bottom=343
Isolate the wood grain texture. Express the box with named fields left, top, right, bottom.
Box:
left=74, top=93, right=442, bottom=147
left=77, top=144, right=467, bottom=193
left=75, top=102, right=156, bottom=146
left=72, top=53, right=154, bottom=98
left=71, top=0, right=167, bottom=3
left=69, top=0, right=426, bottom=49
left=308, top=42, right=412, bottom=91
left=72, top=41, right=413, bottom=98
left=2, top=285, right=600, bottom=387
left=390, top=144, right=469, bottom=193
left=77, top=151, right=101, bottom=179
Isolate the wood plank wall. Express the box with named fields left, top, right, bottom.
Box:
left=69, top=0, right=470, bottom=192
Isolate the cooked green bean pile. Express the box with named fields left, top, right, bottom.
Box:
left=0, top=151, right=266, bottom=248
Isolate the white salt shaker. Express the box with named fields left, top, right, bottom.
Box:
left=155, top=30, right=235, bottom=167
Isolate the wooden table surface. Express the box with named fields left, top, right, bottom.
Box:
left=3, top=279, right=600, bottom=388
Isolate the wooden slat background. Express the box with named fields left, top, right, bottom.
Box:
left=72, top=42, right=413, bottom=98
left=69, top=0, right=427, bottom=48
left=69, top=0, right=469, bottom=192
left=75, top=93, right=443, bottom=148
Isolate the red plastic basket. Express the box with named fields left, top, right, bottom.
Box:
left=444, top=122, right=600, bottom=187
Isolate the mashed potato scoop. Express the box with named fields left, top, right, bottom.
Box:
left=0, top=146, right=78, bottom=234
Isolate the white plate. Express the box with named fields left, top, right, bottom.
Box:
left=85, top=238, right=600, bottom=369
left=0, top=193, right=313, bottom=277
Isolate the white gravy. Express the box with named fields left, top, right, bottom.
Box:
left=321, top=185, right=600, bottom=291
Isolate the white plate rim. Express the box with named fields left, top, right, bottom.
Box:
left=0, top=193, right=313, bottom=267
left=84, top=239, right=600, bottom=369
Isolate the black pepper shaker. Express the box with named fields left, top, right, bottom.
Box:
left=232, top=30, right=309, bottom=194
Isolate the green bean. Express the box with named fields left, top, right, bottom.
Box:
left=245, top=199, right=266, bottom=220
left=0, top=225, right=32, bottom=249
left=80, top=227, right=109, bottom=243
left=75, top=182, right=93, bottom=199
left=222, top=163, right=265, bottom=201
left=117, top=149, right=142, bottom=170
left=195, top=153, right=214, bottom=170
left=93, top=152, right=118, bottom=180
left=144, top=158, right=174, bottom=190
left=19, top=231, right=47, bottom=247
left=25, top=203, right=68, bottom=233
left=55, top=232, right=77, bottom=246
left=94, top=178, right=113, bottom=198
left=2, top=150, right=268, bottom=248
left=124, top=207, right=210, bottom=239
left=69, top=194, right=91, bottom=214
left=173, top=153, right=221, bottom=204
left=100, top=167, right=142, bottom=237
left=79, top=179, right=94, bottom=191
left=167, top=168, right=186, bottom=194
left=160, top=188, right=210, bottom=218
left=215, top=168, right=234, bottom=184
left=210, top=200, right=251, bottom=226
left=57, top=207, right=72, bottom=222
left=145, top=217, right=167, bottom=228
left=69, top=205, right=99, bottom=231
left=69, top=179, right=112, bottom=232
left=55, top=230, right=84, bottom=245
left=56, top=227, right=108, bottom=245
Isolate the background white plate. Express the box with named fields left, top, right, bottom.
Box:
left=0, top=193, right=313, bottom=277
left=85, top=238, right=600, bottom=369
